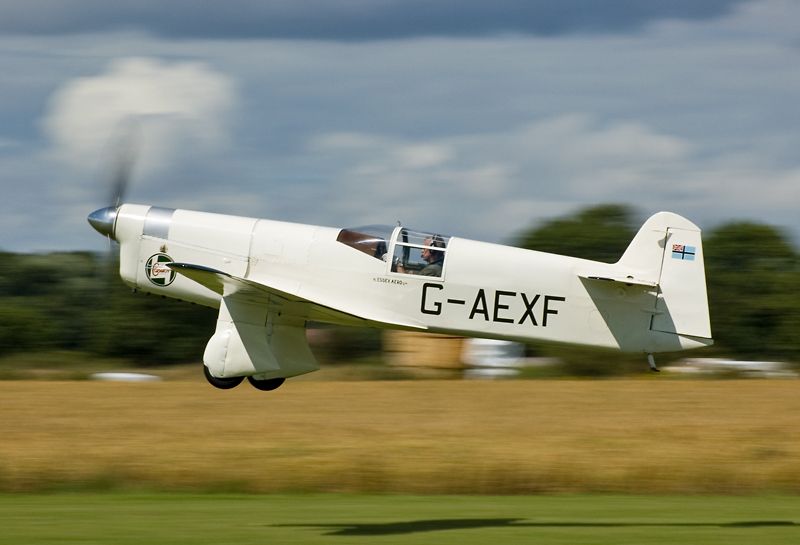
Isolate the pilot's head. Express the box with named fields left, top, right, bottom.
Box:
left=421, top=235, right=445, bottom=264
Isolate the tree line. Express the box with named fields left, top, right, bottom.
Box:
left=0, top=204, right=797, bottom=367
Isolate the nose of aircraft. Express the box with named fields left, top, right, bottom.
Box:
left=87, top=206, right=118, bottom=239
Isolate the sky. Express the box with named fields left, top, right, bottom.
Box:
left=1, top=0, right=798, bottom=253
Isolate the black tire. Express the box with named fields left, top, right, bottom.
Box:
left=203, top=366, right=244, bottom=389
left=247, top=376, right=285, bottom=391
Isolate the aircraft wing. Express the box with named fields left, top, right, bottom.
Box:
left=167, top=262, right=427, bottom=330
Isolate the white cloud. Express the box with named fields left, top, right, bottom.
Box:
left=303, top=115, right=694, bottom=238
left=42, top=57, right=236, bottom=176
left=303, top=113, right=798, bottom=243
left=652, top=0, right=800, bottom=43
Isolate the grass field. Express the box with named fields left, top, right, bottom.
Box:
left=1, top=379, right=799, bottom=494
left=2, top=492, right=799, bottom=545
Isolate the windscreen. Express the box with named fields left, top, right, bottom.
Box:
left=336, top=225, right=394, bottom=261
left=392, top=228, right=450, bottom=278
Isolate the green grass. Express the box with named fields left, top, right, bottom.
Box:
left=2, top=493, right=798, bottom=545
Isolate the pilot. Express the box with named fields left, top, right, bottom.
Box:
left=419, top=235, right=445, bottom=276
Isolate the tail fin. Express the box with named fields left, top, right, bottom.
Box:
left=618, top=212, right=712, bottom=340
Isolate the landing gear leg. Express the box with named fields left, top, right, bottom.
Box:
left=647, top=354, right=660, bottom=373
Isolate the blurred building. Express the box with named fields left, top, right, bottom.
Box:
left=383, top=331, right=553, bottom=378
left=383, top=330, right=465, bottom=376
left=664, top=358, right=798, bottom=378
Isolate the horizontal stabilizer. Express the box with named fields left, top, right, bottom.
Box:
left=579, top=273, right=658, bottom=288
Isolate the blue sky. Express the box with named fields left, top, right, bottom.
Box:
left=0, top=0, right=798, bottom=252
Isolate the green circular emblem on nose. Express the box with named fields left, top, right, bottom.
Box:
left=145, top=253, right=176, bottom=286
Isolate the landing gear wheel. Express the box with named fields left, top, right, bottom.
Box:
left=247, top=376, right=285, bottom=391
left=203, top=366, right=244, bottom=389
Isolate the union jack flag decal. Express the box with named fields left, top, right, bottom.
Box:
left=672, top=244, right=696, bottom=261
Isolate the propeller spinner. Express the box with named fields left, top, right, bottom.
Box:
left=87, top=206, right=118, bottom=239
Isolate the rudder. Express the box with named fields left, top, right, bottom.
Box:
left=617, top=212, right=712, bottom=340
left=652, top=223, right=712, bottom=339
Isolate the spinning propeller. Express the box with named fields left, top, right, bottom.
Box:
left=87, top=125, right=140, bottom=242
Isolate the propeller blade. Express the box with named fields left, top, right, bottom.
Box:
left=107, top=120, right=141, bottom=207
left=89, top=120, right=142, bottom=286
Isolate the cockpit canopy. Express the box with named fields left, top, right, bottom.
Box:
left=336, top=224, right=393, bottom=260
left=337, top=225, right=451, bottom=278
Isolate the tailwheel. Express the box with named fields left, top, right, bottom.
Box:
left=203, top=365, right=244, bottom=389
left=247, top=376, right=285, bottom=391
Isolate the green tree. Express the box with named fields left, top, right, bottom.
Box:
left=84, top=257, right=217, bottom=365
left=515, top=204, right=637, bottom=263
left=0, top=252, right=217, bottom=364
left=0, top=252, right=84, bottom=355
left=0, top=300, right=57, bottom=356
left=704, top=222, right=800, bottom=361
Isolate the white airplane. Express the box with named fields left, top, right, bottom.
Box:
left=88, top=204, right=713, bottom=390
